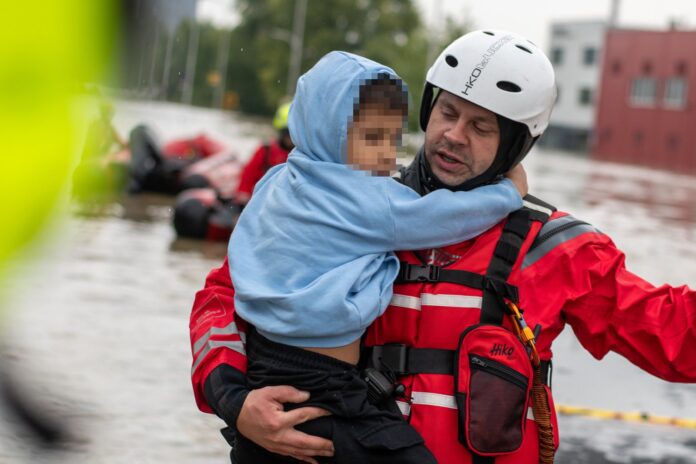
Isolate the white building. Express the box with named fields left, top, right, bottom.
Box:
left=541, top=20, right=607, bottom=152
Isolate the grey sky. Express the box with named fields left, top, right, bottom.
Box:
left=197, top=0, right=696, bottom=52
left=426, top=0, right=696, bottom=50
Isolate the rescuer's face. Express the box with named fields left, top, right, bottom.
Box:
left=424, top=91, right=500, bottom=186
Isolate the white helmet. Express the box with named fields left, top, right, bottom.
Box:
left=420, top=29, right=556, bottom=137
left=417, top=30, right=557, bottom=191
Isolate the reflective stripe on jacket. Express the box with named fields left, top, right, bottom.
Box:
left=189, top=262, right=248, bottom=413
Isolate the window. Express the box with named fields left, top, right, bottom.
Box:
left=578, top=87, right=593, bottom=106
left=600, top=127, right=612, bottom=143
left=552, top=26, right=569, bottom=38
left=664, top=78, right=687, bottom=108
left=634, top=130, right=644, bottom=144
left=676, top=61, right=688, bottom=76
left=630, top=77, right=657, bottom=106
left=611, top=60, right=621, bottom=75
left=583, top=47, right=597, bottom=66
left=666, top=134, right=680, bottom=151
left=551, top=47, right=564, bottom=65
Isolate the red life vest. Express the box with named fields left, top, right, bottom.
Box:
left=364, top=196, right=560, bottom=464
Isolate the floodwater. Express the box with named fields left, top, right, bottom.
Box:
left=1, top=100, right=695, bottom=463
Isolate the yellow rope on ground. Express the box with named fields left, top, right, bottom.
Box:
left=556, top=404, right=696, bottom=430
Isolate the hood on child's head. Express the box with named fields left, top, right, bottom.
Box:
left=288, top=51, right=404, bottom=165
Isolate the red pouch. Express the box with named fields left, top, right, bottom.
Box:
left=454, top=324, right=533, bottom=456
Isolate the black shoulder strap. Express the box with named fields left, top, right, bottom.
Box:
left=479, top=196, right=555, bottom=325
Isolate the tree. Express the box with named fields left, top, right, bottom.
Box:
left=152, top=1, right=470, bottom=130
left=227, top=0, right=441, bottom=128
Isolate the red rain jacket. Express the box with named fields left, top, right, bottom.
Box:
left=189, top=208, right=696, bottom=464
left=234, top=140, right=291, bottom=203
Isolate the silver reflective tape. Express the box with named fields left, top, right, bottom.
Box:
left=522, top=217, right=601, bottom=269
left=527, top=407, right=535, bottom=420
left=390, top=293, right=421, bottom=310
left=396, top=400, right=411, bottom=416
left=523, top=200, right=554, bottom=217
left=537, top=214, right=581, bottom=236
left=193, top=321, right=243, bottom=354
left=421, top=294, right=482, bottom=309
left=191, top=339, right=245, bottom=374
left=389, top=293, right=482, bottom=311
left=411, top=391, right=458, bottom=410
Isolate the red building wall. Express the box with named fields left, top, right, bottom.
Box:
left=592, top=29, right=696, bottom=174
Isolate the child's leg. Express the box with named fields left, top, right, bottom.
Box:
left=241, top=330, right=436, bottom=464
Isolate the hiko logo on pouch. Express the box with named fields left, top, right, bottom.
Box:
left=489, top=343, right=514, bottom=358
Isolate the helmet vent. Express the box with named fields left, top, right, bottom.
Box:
left=497, top=81, right=522, bottom=93
left=483, top=31, right=495, bottom=36
left=445, top=55, right=458, bottom=67
left=515, top=44, right=532, bottom=54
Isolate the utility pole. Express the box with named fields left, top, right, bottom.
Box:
left=134, top=0, right=147, bottom=92
left=425, top=0, right=444, bottom=68
left=182, top=21, right=200, bottom=105
left=287, top=0, right=308, bottom=96
left=608, top=0, right=621, bottom=29
left=147, top=20, right=160, bottom=98
left=214, top=28, right=233, bottom=109
left=160, top=30, right=174, bottom=101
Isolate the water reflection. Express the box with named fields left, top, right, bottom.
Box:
left=585, top=166, right=696, bottom=228
left=1, top=102, right=695, bottom=463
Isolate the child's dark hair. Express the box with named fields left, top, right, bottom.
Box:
left=355, top=73, right=408, bottom=117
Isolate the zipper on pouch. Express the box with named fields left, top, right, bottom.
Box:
left=469, top=354, right=528, bottom=390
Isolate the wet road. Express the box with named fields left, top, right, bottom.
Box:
left=1, top=100, right=695, bottom=463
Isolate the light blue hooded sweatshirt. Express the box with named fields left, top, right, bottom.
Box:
left=229, top=51, right=522, bottom=348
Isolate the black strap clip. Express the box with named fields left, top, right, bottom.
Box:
left=363, top=367, right=405, bottom=405
left=400, top=264, right=440, bottom=283
left=370, top=344, right=408, bottom=376
left=483, top=277, right=519, bottom=304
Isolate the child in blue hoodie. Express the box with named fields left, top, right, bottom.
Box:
left=228, top=52, right=524, bottom=463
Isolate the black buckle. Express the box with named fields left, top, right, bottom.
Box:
left=363, top=368, right=402, bottom=405
left=484, top=277, right=505, bottom=294
left=370, top=344, right=408, bottom=375
left=404, top=264, right=440, bottom=282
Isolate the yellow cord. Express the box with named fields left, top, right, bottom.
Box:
left=556, top=404, right=696, bottom=430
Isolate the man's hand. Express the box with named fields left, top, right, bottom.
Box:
left=236, top=386, right=334, bottom=464
left=506, top=164, right=528, bottom=198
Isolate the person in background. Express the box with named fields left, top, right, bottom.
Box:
left=234, top=101, right=294, bottom=208
left=82, top=101, right=129, bottom=163
left=127, top=125, right=228, bottom=195
left=72, top=100, right=130, bottom=200
left=173, top=102, right=294, bottom=241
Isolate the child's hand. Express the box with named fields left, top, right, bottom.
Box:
left=506, top=164, right=528, bottom=198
